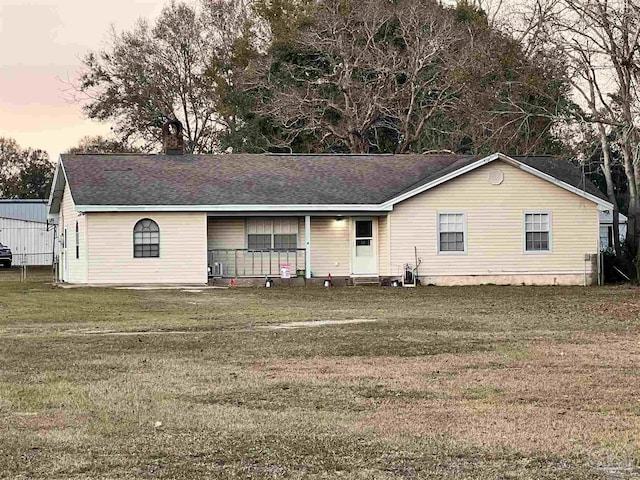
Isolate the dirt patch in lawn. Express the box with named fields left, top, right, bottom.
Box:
left=587, top=299, right=640, bottom=321
left=249, top=334, right=640, bottom=459
left=255, top=318, right=379, bottom=330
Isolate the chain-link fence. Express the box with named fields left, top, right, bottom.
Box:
left=0, top=263, right=56, bottom=284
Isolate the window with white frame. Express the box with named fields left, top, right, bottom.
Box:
left=524, top=213, right=550, bottom=252
left=247, top=218, right=298, bottom=251
left=438, top=213, right=465, bottom=253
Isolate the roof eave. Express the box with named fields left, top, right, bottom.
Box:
left=68, top=151, right=613, bottom=213
left=380, top=152, right=613, bottom=211
left=74, top=204, right=394, bottom=213
left=509, top=155, right=613, bottom=211
left=48, top=157, right=72, bottom=215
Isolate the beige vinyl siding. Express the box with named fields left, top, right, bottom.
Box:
left=59, top=183, right=88, bottom=283
left=87, top=212, right=207, bottom=284
left=378, top=215, right=390, bottom=276
left=389, top=160, right=599, bottom=279
left=207, top=218, right=244, bottom=249
left=309, top=217, right=350, bottom=277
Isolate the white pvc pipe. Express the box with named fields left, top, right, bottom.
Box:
left=305, top=215, right=311, bottom=279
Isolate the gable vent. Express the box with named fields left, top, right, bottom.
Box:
left=488, top=169, right=504, bottom=185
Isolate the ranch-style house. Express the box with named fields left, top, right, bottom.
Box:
left=48, top=134, right=611, bottom=286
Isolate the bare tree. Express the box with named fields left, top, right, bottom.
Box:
left=66, top=136, right=144, bottom=154
left=76, top=0, right=259, bottom=153
left=246, top=0, right=469, bottom=153
left=536, top=0, right=640, bottom=267
left=459, top=0, right=505, bottom=28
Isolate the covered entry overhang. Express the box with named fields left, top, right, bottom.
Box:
left=206, top=210, right=389, bottom=280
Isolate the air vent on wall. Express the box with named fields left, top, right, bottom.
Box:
left=488, top=169, right=504, bottom=185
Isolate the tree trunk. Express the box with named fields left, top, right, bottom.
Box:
left=612, top=209, right=621, bottom=254
left=627, top=197, right=640, bottom=281
left=597, top=125, right=621, bottom=256
left=348, top=131, right=367, bottom=153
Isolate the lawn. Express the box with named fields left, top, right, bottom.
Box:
left=1, top=276, right=639, bottom=479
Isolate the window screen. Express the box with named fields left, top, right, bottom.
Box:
left=274, top=234, right=297, bottom=250
left=133, top=219, right=160, bottom=258
left=248, top=234, right=271, bottom=250
left=525, top=213, right=550, bottom=251
left=439, top=213, right=465, bottom=252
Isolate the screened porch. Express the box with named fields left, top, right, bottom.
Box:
left=207, top=216, right=308, bottom=278
left=208, top=248, right=306, bottom=278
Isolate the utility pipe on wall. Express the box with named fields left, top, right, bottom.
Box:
left=305, top=215, right=311, bottom=279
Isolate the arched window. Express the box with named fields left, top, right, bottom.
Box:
left=133, top=219, right=160, bottom=258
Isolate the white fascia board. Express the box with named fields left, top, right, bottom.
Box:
left=75, top=204, right=393, bottom=213
left=381, top=152, right=613, bottom=210
left=47, top=158, right=67, bottom=215
left=380, top=153, right=500, bottom=208
left=60, top=160, right=76, bottom=206
left=47, top=160, right=61, bottom=212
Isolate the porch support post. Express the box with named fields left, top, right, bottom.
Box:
left=305, top=215, right=311, bottom=279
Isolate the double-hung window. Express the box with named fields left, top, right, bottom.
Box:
left=438, top=213, right=466, bottom=253
left=524, top=212, right=551, bottom=252
left=247, top=218, right=298, bottom=251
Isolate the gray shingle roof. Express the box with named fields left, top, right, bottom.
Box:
left=59, top=153, right=607, bottom=207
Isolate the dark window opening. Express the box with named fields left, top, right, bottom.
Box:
left=274, top=234, right=297, bottom=250
left=440, top=232, right=464, bottom=252
left=75, top=221, right=79, bottom=259
left=355, top=220, right=373, bottom=238
left=248, top=234, right=271, bottom=250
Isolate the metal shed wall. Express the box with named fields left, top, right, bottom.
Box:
left=0, top=217, right=56, bottom=266
left=0, top=200, right=48, bottom=223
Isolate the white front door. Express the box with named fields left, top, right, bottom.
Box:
left=351, top=218, right=377, bottom=275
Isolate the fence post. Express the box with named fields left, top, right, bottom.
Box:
left=21, top=253, right=26, bottom=282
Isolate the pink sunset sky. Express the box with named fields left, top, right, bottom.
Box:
left=0, top=0, right=170, bottom=162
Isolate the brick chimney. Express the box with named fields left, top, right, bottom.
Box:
left=162, top=119, right=185, bottom=155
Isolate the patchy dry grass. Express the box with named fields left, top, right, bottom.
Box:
left=1, top=276, right=640, bottom=478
